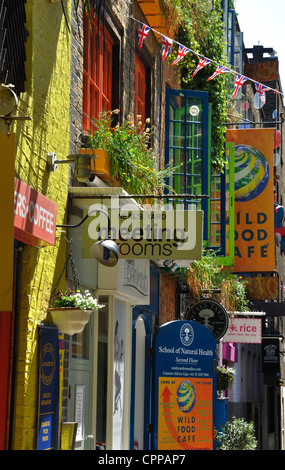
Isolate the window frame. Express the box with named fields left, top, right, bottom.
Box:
left=134, top=53, right=146, bottom=123
left=165, top=88, right=210, bottom=240
left=83, top=14, right=114, bottom=132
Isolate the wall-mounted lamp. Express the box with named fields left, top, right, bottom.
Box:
left=47, top=151, right=96, bottom=183
left=57, top=209, right=119, bottom=267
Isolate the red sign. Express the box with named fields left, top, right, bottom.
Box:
left=14, top=178, right=57, bottom=246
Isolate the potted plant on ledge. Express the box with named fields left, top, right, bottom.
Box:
left=48, top=288, right=103, bottom=335
left=79, top=109, right=175, bottom=198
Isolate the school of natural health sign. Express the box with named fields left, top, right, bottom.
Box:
left=152, top=321, right=217, bottom=450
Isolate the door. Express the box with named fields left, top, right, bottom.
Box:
left=131, top=309, right=153, bottom=450
left=67, top=318, right=94, bottom=450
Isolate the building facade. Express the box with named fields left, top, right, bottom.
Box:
left=1, top=0, right=285, bottom=451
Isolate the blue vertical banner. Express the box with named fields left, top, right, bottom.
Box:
left=152, top=321, right=217, bottom=450
left=37, top=325, right=60, bottom=450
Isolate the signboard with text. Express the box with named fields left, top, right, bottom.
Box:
left=226, top=129, right=275, bottom=272
left=37, top=325, right=60, bottom=450
left=14, top=178, right=57, bottom=246
left=223, top=318, right=262, bottom=343
left=152, top=321, right=217, bottom=450
left=82, top=204, right=203, bottom=261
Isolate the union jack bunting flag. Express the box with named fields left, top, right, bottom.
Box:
left=207, top=65, right=231, bottom=81
left=232, top=74, right=247, bottom=98
left=171, top=45, right=190, bottom=65
left=137, top=22, right=150, bottom=49
left=161, top=35, right=173, bottom=61
left=255, top=83, right=270, bottom=104
left=192, top=56, right=211, bottom=78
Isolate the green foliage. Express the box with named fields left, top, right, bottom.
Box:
left=216, top=417, right=258, bottom=450
left=53, top=289, right=102, bottom=310
left=187, top=250, right=249, bottom=312
left=217, top=365, right=236, bottom=392
left=87, top=110, right=175, bottom=196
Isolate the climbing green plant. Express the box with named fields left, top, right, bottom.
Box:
left=161, top=0, right=234, bottom=171
left=187, top=250, right=249, bottom=312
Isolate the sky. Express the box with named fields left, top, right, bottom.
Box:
left=234, top=0, right=285, bottom=89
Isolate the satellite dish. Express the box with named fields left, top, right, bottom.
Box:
left=0, top=84, right=18, bottom=116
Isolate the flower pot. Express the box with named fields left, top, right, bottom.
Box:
left=79, top=148, right=110, bottom=180
left=48, top=308, right=93, bottom=335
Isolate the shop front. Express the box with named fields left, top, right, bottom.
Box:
left=64, top=211, right=150, bottom=449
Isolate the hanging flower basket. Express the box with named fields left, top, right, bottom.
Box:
left=48, top=289, right=103, bottom=335
left=217, top=365, right=236, bottom=395
left=48, top=307, right=93, bottom=335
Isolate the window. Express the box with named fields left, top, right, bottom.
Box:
left=0, top=0, right=28, bottom=95
left=134, top=54, right=146, bottom=123
left=83, top=14, right=113, bottom=132
left=165, top=88, right=210, bottom=240
left=165, top=88, right=234, bottom=259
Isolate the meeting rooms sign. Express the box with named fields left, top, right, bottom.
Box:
left=82, top=202, right=203, bottom=260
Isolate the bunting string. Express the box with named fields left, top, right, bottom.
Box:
left=132, top=16, right=283, bottom=99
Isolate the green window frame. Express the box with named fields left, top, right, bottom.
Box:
left=165, top=88, right=210, bottom=241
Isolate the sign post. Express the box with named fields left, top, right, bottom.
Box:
left=152, top=321, right=217, bottom=450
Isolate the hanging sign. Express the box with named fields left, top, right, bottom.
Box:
left=186, top=299, right=229, bottom=341
left=82, top=205, right=203, bottom=261
left=37, top=325, right=60, bottom=450
left=226, top=129, right=275, bottom=272
left=152, top=320, right=217, bottom=451
left=262, top=338, right=280, bottom=373
left=14, top=178, right=57, bottom=246
left=223, top=318, right=262, bottom=343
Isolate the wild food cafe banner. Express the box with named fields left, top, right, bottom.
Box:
left=226, top=128, right=275, bottom=273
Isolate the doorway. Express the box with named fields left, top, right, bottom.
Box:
left=67, top=318, right=94, bottom=450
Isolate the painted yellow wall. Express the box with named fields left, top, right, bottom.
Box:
left=3, top=1, right=72, bottom=449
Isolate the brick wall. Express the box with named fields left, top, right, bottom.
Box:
left=7, top=1, right=72, bottom=450
left=70, top=1, right=165, bottom=164
left=159, top=272, right=177, bottom=325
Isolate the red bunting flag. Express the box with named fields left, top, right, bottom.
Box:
left=161, top=35, right=173, bottom=61
left=137, top=22, right=150, bottom=49
left=207, top=65, right=231, bottom=81
left=192, top=56, right=211, bottom=78
left=232, top=74, right=247, bottom=98
left=171, top=45, right=190, bottom=65
left=255, top=83, right=270, bottom=104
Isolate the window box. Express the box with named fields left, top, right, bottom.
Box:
left=79, top=148, right=111, bottom=180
